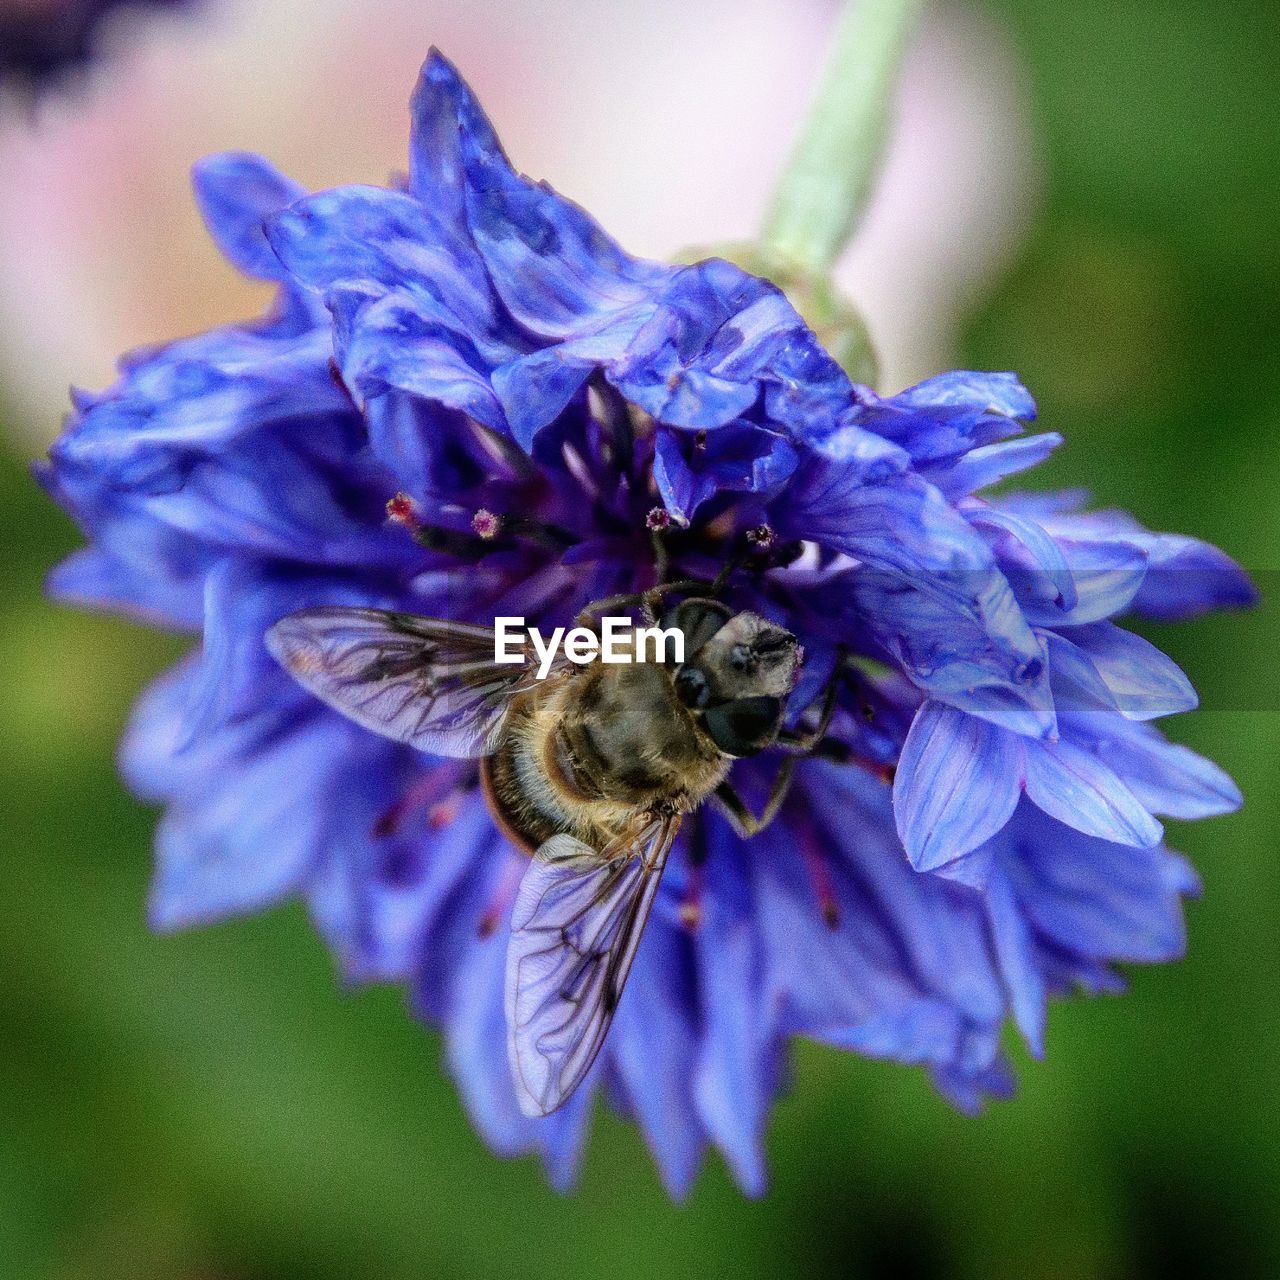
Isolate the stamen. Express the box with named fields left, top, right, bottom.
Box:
left=471, top=508, right=502, bottom=540
left=328, top=358, right=358, bottom=406
left=477, top=856, right=525, bottom=938
left=386, top=491, right=422, bottom=533
left=646, top=506, right=671, bottom=532
left=372, top=761, right=469, bottom=838
left=678, top=860, right=704, bottom=932
left=427, top=797, right=461, bottom=829
left=793, top=808, right=840, bottom=929
left=387, top=495, right=502, bottom=560
left=468, top=419, right=535, bottom=479
left=561, top=442, right=601, bottom=500
left=745, top=523, right=776, bottom=551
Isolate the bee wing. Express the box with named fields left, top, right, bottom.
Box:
left=505, top=813, right=681, bottom=1117
left=266, top=606, right=549, bottom=758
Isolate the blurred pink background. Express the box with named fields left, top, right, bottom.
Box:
left=0, top=0, right=1038, bottom=449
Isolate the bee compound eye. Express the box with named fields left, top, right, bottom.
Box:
left=675, top=665, right=712, bottom=709
left=664, top=598, right=732, bottom=657
left=702, top=696, right=783, bottom=757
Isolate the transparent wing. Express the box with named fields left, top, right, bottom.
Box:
left=505, top=813, right=681, bottom=1117
left=266, top=606, right=546, bottom=758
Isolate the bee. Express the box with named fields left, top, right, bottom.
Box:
left=267, top=592, right=841, bottom=1116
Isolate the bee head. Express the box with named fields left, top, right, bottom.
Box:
left=667, top=602, right=800, bottom=757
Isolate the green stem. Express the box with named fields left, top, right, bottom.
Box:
left=762, top=0, right=925, bottom=275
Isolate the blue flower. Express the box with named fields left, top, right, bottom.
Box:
left=0, top=0, right=190, bottom=89
left=41, top=50, right=1255, bottom=1198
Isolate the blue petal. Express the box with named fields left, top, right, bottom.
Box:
left=893, top=701, right=1024, bottom=872
left=1047, top=624, right=1197, bottom=720
left=799, top=769, right=1007, bottom=1053
left=967, top=504, right=1079, bottom=613
left=1130, top=534, right=1258, bottom=619
left=780, top=467, right=1052, bottom=735
left=691, top=821, right=779, bottom=1198
left=47, top=323, right=348, bottom=492
left=983, top=865, right=1045, bottom=1056
left=931, top=1056, right=1016, bottom=1115
left=614, top=261, right=852, bottom=435
left=1061, top=710, right=1243, bottom=819
left=653, top=423, right=798, bottom=523
left=456, top=94, right=666, bottom=337
left=1023, top=736, right=1163, bottom=847
left=192, top=151, right=306, bottom=281
left=1027, top=509, right=1256, bottom=620
left=607, top=918, right=707, bottom=1200
left=933, top=433, right=1063, bottom=499
left=1015, top=536, right=1149, bottom=626
left=407, top=50, right=503, bottom=243
left=837, top=567, right=1053, bottom=737
left=1001, top=807, right=1196, bottom=964
left=146, top=710, right=352, bottom=930
left=363, top=390, right=489, bottom=502
left=267, top=184, right=503, bottom=351
left=311, top=782, right=492, bottom=983
left=852, top=371, right=1036, bottom=466
left=334, top=291, right=508, bottom=430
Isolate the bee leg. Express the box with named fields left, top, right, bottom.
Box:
left=774, top=647, right=847, bottom=755
left=712, top=762, right=798, bottom=838
left=650, top=527, right=672, bottom=586
left=574, top=579, right=714, bottom=629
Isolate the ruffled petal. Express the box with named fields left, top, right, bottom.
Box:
left=851, top=371, right=1036, bottom=466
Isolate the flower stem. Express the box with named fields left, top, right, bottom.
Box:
left=762, top=0, right=925, bottom=275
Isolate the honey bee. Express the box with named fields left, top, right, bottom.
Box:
left=267, top=592, right=841, bottom=1116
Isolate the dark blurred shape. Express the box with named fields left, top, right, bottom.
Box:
left=1125, top=1155, right=1271, bottom=1280
left=0, top=0, right=188, bottom=90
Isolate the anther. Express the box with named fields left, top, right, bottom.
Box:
left=745, top=523, right=776, bottom=550
left=386, top=491, right=422, bottom=532
left=646, top=507, right=671, bottom=532
left=372, top=762, right=469, bottom=838
left=678, top=859, right=705, bottom=932
left=471, top=508, right=502, bottom=540
left=428, top=797, right=460, bottom=829
left=794, top=808, right=841, bottom=930
left=328, top=358, right=358, bottom=406
left=477, top=857, right=524, bottom=938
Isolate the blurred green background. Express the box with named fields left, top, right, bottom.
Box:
left=2, top=1, right=1278, bottom=1277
